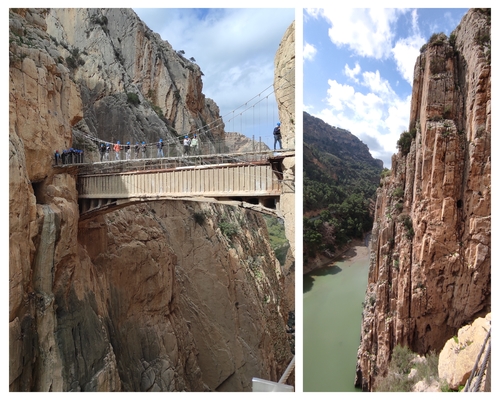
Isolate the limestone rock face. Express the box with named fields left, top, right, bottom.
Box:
left=274, top=21, right=295, bottom=150
left=273, top=22, right=295, bottom=262
left=355, top=9, right=490, bottom=391
left=438, top=313, right=490, bottom=390
left=224, top=132, right=270, bottom=153
left=9, top=8, right=294, bottom=392
left=45, top=8, right=224, bottom=157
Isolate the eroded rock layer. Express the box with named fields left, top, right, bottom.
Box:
left=9, top=8, right=294, bottom=392
left=355, top=9, right=490, bottom=391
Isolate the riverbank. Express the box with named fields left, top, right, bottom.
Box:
left=303, top=236, right=371, bottom=275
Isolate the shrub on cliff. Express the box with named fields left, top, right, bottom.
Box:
left=126, top=92, right=140, bottom=106
left=397, top=130, right=413, bottom=155
left=375, top=345, right=441, bottom=392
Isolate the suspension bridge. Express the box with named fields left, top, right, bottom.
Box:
left=54, top=71, right=295, bottom=220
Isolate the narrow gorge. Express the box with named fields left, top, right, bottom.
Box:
left=9, top=8, right=295, bottom=392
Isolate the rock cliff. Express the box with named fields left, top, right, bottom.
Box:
left=354, top=9, right=490, bottom=391
left=273, top=21, right=295, bottom=262
left=9, top=8, right=294, bottom=392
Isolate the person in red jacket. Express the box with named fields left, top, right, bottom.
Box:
left=114, top=141, right=121, bottom=160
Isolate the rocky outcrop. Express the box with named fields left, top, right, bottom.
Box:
left=224, top=132, right=270, bottom=153
left=9, top=8, right=294, bottom=392
left=438, top=313, right=490, bottom=390
left=355, top=9, right=490, bottom=391
left=45, top=8, right=225, bottom=156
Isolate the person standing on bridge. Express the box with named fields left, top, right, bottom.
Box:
left=99, top=143, right=106, bottom=161
left=105, top=143, right=110, bottom=161
left=157, top=139, right=164, bottom=157
left=54, top=150, right=60, bottom=165
left=273, top=122, right=282, bottom=150
left=141, top=141, right=147, bottom=158
left=125, top=141, right=131, bottom=160
left=114, top=141, right=121, bottom=160
left=190, top=134, right=198, bottom=155
left=183, top=135, right=191, bottom=156
left=134, top=142, right=140, bottom=159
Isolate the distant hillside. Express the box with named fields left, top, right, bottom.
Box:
left=303, top=111, right=383, bottom=268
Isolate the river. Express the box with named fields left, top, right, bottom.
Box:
left=303, top=243, right=370, bottom=392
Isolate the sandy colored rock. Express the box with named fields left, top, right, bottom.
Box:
left=9, top=8, right=294, bottom=392
left=355, top=9, right=490, bottom=391
left=438, top=313, right=491, bottom=390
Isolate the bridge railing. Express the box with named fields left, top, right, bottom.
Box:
left=67, top=147, right=292, bottom=176
left=61, top=133, right=290, bottom=164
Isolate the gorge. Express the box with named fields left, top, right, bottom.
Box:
left=9, top=8, right=295, bottom=392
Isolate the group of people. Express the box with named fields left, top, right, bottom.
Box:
left=99, top=141, right=148, bottom=161
left=54, top=148, right=84, bottom=165
left=157, top=135, right=199, bottom=157
left=58, top=123, right=281, bottom=166
left=96, top=135, right=201, bottom=161
left=182, top=135, right=199, bottom=156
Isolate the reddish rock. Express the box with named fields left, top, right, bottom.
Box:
left=355, top=9, right=490, bottom=391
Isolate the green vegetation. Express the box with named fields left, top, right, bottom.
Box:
left=380, top=168, right=391, bottom=179
left=375, top=345, right=441, bottom=392
left=393, top=187, right=404, bottom=199
left=193, top=211, right=206, bottom=225
left=399, top=214, right=415, bottom=240
left=429, top=32, right=447, bottom=46
left=263, top=216, right=290, bottom=266
left=397, top=130, right=414, bottom=156
left=303, top=113, right=382, bottom=259
left=219, top=219, right=239, bottom=238
left=126, top=92, right=140, bottom=106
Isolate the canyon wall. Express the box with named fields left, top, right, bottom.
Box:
left=355, top=9, right=491, bottom=391
left=9, top=8, right=294, bottom=391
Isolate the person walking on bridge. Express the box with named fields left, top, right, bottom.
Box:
left=141, top=141, right=147, bottom=158
left=114, top=141, right=121, bottom=160
left=273, top=122, right=282, bottom=150
left=157, top=139, right=164, bottom=157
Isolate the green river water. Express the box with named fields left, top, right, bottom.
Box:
left=303, top=245, right=370, bottom=392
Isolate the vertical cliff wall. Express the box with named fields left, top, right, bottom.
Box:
left=9, top=8, right=293, bottom=392
left=274, top=21, right=295, bottom=260
left=355, top=9, right=490, bottom=391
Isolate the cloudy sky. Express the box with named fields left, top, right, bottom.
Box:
left=303, top=8, right=468, bottom=168
left=133, top=8, right=295, bottom=149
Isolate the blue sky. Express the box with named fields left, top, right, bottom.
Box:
left=303, top=8, right=469, bottom=168
left=133, top=8, right=295, bottom=149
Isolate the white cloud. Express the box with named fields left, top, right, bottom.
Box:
left=317, top=75, right=410, bottom=167
left=344, top=62, right=360, bottom=82
left=317, top=8, right=406, bottom=60
left=324, top=80, right=355, bottom=111
left=134, top=8, right=294, bottom=148
left=303, top=42, right=317, bottom=61
left=361, top=70, right=394, bottom=97
left=391, top=9, right=425, bottom=84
